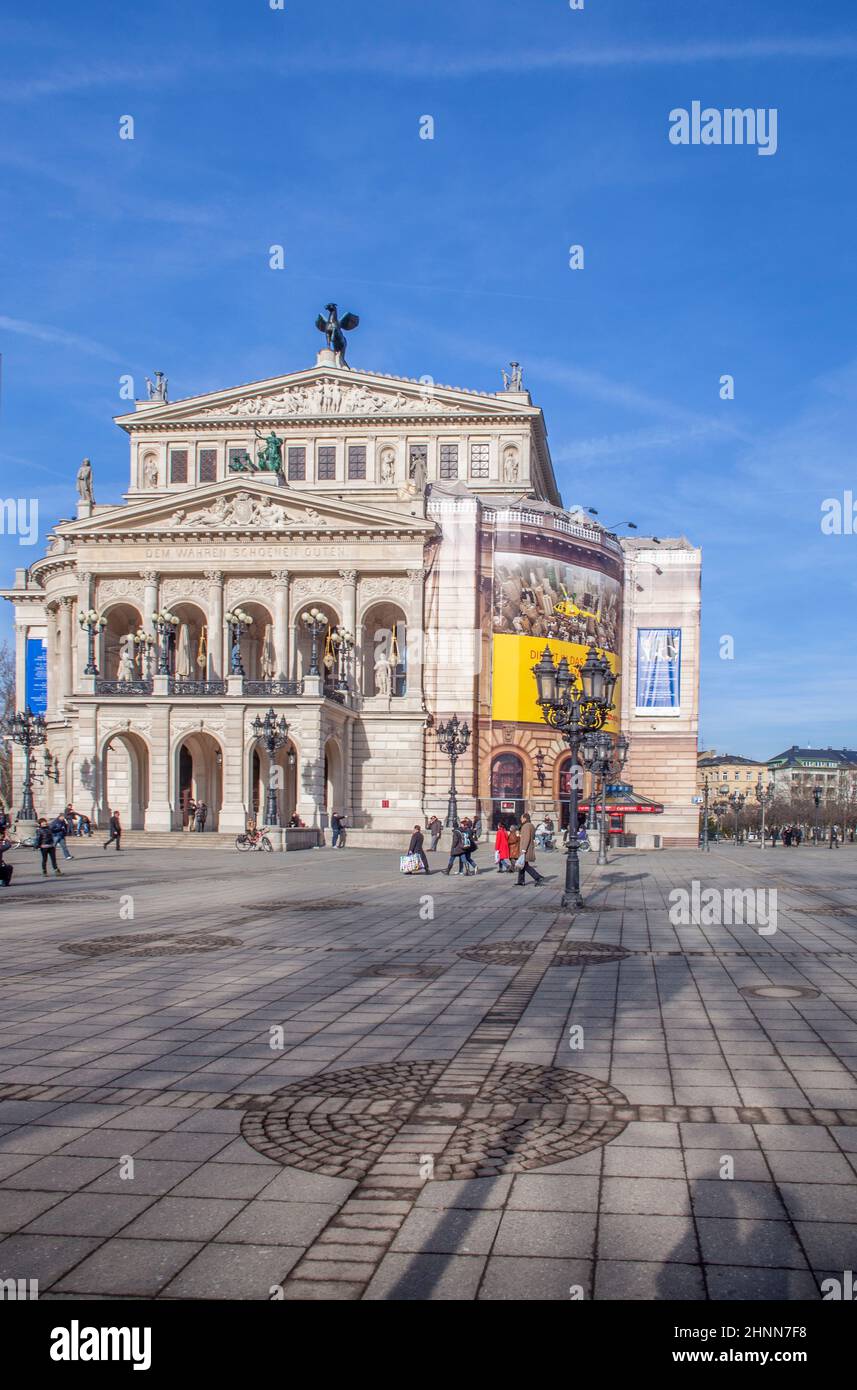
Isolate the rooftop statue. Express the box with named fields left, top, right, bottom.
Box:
left=316, top=303, right=360, bottom=369
left=145, top=371, right=169, bottom=402
left=76, top=457, right=94, bottom=503
left=502, top=361, right=523, bottom=391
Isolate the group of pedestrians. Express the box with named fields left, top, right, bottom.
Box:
left=403, top=812, right=551, bottom=887
left=185, top=798, right=208, bottom=833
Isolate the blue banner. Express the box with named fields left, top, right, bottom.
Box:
left=636, top=628, right=681, bottom=709
left=26, top=636, right=48, bottom=714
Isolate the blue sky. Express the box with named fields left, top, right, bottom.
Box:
left=1, top=0, right=856, bottom=758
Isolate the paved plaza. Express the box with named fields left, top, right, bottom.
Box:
left=0, top=840, right=855, bottom=1302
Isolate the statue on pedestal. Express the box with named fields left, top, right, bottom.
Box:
left=256, top=431, right=283, bottom=475
left=502, top=362, right=523, bottom=391
left=76, top=458, right=94, bottom=503
left=374, top=650, right=392, bottom=697
left=145, top=371, right=169, bottom=402
left=315, top=303, right=360, bottom=369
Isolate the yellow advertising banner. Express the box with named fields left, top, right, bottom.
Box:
left=492, top=634, right=620, bottom=732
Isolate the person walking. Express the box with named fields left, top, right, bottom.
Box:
left=194, top=801, right=207, bottom=834
left=49, top=813, right=74, bottom=862
left=495, top=822, right=512, bottom=872
left=331, top=811, right=347, bottom=849
left=408, top=825, right=430, bottom=874
left=0, top=835, right=13, bottom=888
left=515, top=812, right=546, bottom=887
left=427, top=815, right=442, bottom=852
left=459, top=818, right=478, bottom=874
left=831, top=825, right=840, bottom=849
left=36, top=818, right=61, bottom=877
left=444, top=824, right=467, bottom=875
left=507, top=821, right=521, bottom=867
left=103, top=810, right=122, bottom=851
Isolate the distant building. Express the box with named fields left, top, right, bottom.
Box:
left=697, top=752, right=767, bottom=796
left=766, top=746, right=857, bottom=800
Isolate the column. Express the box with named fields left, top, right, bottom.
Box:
left=272, top=570, right=290, bottom=680
left=44, top=610, right=58, bottom=715
left=76, top=572, right=93, bottom=689
left=14, top=617, right=28, bottom=710
left=142, top=571, right=159, bottom=631
left=60, top=597, right=74, bottom=703
left=339, top=569, right=358, bottom=689
left=145, top=704, right=172, bottom=830
left=205, top=571, right=224, bottom=679
left=407, top=567, right=425, bottom=702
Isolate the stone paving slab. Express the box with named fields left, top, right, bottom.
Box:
left=0, top=841, right=856, bottom=1299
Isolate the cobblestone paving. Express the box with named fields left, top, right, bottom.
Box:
left=0, top=841, right=855, bottom=1300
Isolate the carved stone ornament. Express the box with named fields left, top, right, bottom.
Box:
left=201, top=380, right=469, bottom=420
left=290, top=577, right=343, bottom=603
left=224, top=576, right=276, bottom=608
left=159, top=577, right=211, bottom=606
left=95, top=578, right=146, bottom=605
left=359, top=576, right=412, bottom=602
left=155, top=492, right=330, bottom=531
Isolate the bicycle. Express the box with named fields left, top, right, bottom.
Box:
left=235, top=826, right=273, bottom=853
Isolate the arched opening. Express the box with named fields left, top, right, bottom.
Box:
left=247, top=734, right=297, bottom=827
left=231, top=600, right=275, bottom=680
left=170, top=602, right=208, bottom=681
left=102, top=731, right=150, bottom=830
left=323, top=737, right=344, bottom=820
left=174, top=730, right=223, bottom=830
left=295, top=601, right=340, bottom=684
left=361, top=601, right=408, bottom=697
left=101, top=603, right=145, bottom=682
left=490, top=752, right=525, bottom=830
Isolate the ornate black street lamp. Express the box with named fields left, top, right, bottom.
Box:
left=532, top=643, right=617, bottom=909
left=225, top=608, right=253, bottom=677
left=78, top=609, right=107, bottom=676
left=436, top=714, right=471, bottom=828
left=43, top=748, right=60, bottom=784
left=330, top=626, right=355, bottom=691
left=700, top=774, right=711, bottom=852
left=1, top=708, right=48, bottom=822
left=755, top=778, right=776, bottom=849
left=534, top=749, right=547, bottom=791
left=593, top=731, right=629, bottom=866
left=152, top=611, right=179, bottom=676
left=300, top=608, right=328, bottom=678
left=252, top=707, right=290, bottom=827
left=813, top=784, right=823, bottom=845
left=729, top=790, right=746, bottom=844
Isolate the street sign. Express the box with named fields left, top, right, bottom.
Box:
left=692, top=796, right=703, bottom=804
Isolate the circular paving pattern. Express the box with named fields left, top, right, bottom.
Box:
left=246, top=899, right=357, bottom=913
left=457, top=941, right=538, bottom=966
left=362, top=963, right=448, bottom=979
left=240, top=1060, right=630, bottom=1180
left=740, top=984, right=821, bottom=1001
left=552, top=942, right=633, bottom=966
left=60, top=931, right=241, bottom=958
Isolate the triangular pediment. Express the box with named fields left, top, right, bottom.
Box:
left=57, top=477, right=436, bottom=540
left=115, top=364, right=537, bottom=429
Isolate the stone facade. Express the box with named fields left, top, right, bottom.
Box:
left=2, top=347, right=701, bottom=846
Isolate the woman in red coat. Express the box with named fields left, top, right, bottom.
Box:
left=495, top=823, right=512, bottom=873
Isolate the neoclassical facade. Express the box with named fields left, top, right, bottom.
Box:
left=3, top=343, right=702, bottom=846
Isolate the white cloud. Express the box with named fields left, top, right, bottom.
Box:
left=0, top=316, right=122, bottom=362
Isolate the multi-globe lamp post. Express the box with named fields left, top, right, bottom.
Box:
left=152, top=611, right=179, bottom=676
left=251, top=708, right=290, bottom=827
left=700, top=773, right=711, bottom=852
left=78, top=609, right=107, bottom=676
left=532, top=643, right=617, bottom=910
left=436, top=714, right=471, bottom=829
left=300, top=608, right=328, bottom=678
left=755, top=777, right=776, bottom=849
left=729, top=790, right=746, bottom=844
left=589, top=729, right=630, bottom=867
left=225, top=609, right=253, bottom=676
left=813, top=784, right=823, bottom=845
left=1, top=708, right=48, bottom=823
left=330, top=626, right=355, bottom=691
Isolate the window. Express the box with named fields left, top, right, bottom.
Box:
left=440, top=443, right=459, bottom=480
left=470, top=442, right=490, bottom=478
left=169, top=449, right=188, bottom=483
left=348, top=445, right=367, bottom=480
left=317, top=446, right=336, bottom=480
left=491, top=753, right=524, bottom=800
left=228, top=447, right=251, bottom=472
left=199, top=449, right=217, bottom=483
left=288, top=446, right=306, bottom=481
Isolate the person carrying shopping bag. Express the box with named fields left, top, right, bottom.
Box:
left=514, top=813, right=546, bottom=887
left=495, top=823, right=512, bottom=872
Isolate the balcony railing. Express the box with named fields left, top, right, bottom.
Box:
left=168, top=679, right=227, bottom=697
left=94, top=678, right=153, bottom=696
left=244, top=679, right=303, bottom=698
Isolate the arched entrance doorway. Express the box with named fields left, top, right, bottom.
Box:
left=174, top=731, right=223, bottom=830
left=490, top=752, right=525, bottom=829
left=102, top=732, right=150, bottom=829
left=323, top=737, right=344, bottom=824
left=248, top=737, right=297, bottom=827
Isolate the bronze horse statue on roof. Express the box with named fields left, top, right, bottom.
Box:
left=315, top=303, right=360, bottom=368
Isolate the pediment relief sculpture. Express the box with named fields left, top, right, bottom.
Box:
left=202, top=379, right=467, bottom=420
left=156, top=492, right=323, bottom=531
